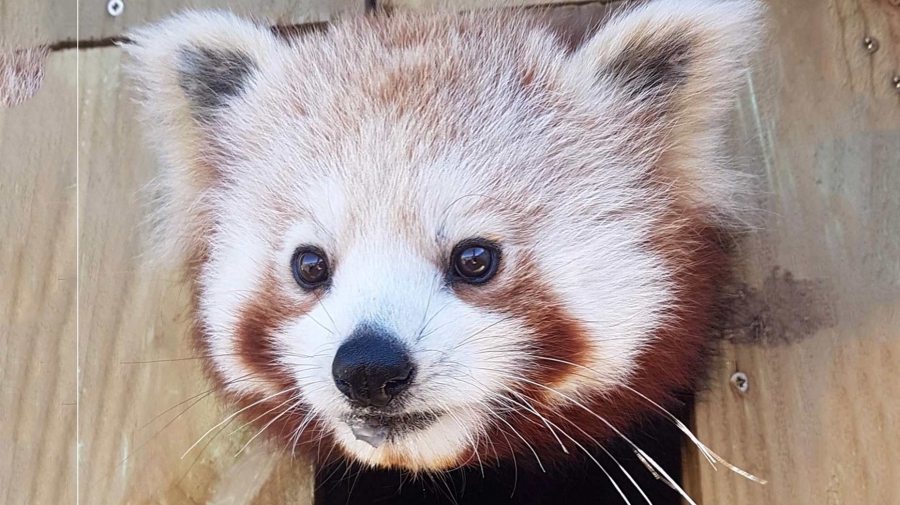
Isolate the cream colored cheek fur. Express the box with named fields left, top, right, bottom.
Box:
left=199, top=208, right=273, bottom=396
left=533, top=228, right=673, bottom=396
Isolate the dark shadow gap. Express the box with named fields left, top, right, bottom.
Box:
left=316, top=395, right=691, bottom=505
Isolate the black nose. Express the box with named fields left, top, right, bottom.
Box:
left=332, top=327, right=415, bottom=408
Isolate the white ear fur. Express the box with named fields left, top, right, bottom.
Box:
left=568, top=0, right=766, bottom=112
left=123, top=11, right=288, bottom=265
left=565, top=0, right=767, bottom=222
left=124, top=10, right=285, bottom=123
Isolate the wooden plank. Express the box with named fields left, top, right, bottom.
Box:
left=0, top=0, right=76, bottom=46
left=683, top=0, right=900, bottom=502
left=1, top=0, right=360, bottom=46
left=78, top=46, right=314, bottom=505
left=383, top=0, right=600, bottom=10
left=0, top=51, right=76, bottom=505
left=78, top=0, right=363, bottom=43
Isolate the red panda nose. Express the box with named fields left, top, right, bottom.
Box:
left=331, top=327, right=415, bottom=408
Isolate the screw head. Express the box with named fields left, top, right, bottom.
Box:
left=730, top=372, right=749, bottom=393
left=863, top=36, right=880, bottom=54
left=107, top=0, right=124, bottom=17
left=892, top=75, right=900, bottom=91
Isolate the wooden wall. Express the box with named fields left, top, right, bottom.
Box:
left=0, top=50, right=77, bottom=505
left=1, top=0, right=898, bottom=503
left=683, top=0, right=900, bottom=502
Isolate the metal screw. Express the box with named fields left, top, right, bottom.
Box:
left=863, top=36, right=879, bottom=54
left=730, top=372, right=749, bottom=393
left=107, top=0, right=124, bottom=17
left=892, top=75, right=900, bottom=92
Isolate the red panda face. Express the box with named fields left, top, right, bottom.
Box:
left=125, top=0, right=764, bottom=472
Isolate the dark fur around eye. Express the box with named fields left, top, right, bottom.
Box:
left=292, top=246, right=330, bottom=289
left=176, top=47, right=257, bottom=121
left=449, top=239, right=501, bottom=285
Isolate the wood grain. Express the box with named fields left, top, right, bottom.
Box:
left=78, top=47, right=314, bottom=505
left=1, top=0, right=361, bottom=46
left=0, top=0, right=76, bottom=46
left=0, top=51, right=76, bottom=505
left=683, top=0, right=900, bottom=502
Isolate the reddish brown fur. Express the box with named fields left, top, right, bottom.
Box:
left=454, top=254, right=591, bottom=392
left=233, top=273, right=304, bottom=391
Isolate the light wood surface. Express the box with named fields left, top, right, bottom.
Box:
left=0, top=0, right=76, bottom=46
left=78, top=0, right=363, bottom=43
left=0, top=0, right=361, bottom=46
left=0, top=50, right=77, bottom=505
left=682, top=0, right=900, bottom=502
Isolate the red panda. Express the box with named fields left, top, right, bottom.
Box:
left=124, top=0, right=765, bottom=483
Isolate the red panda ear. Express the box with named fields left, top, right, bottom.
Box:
left=564, top=0, right=766, bottom=221
left=567, top=0, right=765, bottom=118
left=124, top=10, right=288, bottom=155
left=123, top=11, right=285, bottom=122
left=123, top=11, right=288, bottom=264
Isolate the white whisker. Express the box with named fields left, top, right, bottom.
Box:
left=532, top=355, right=766, bottom=484
left=181, top=385, right=301, bottom=459
left=508, top=373, right=699, bottom=505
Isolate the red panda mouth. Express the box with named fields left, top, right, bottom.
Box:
left=343, top=411, right=443, bottom=447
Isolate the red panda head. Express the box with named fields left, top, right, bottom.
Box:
left=125, top=0, right=765, bottom=472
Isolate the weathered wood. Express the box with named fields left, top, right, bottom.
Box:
left=1, top=0, right=361, bottom=45
left=383, top=0, right=602, bottom=11
left=0, top=0, right=76, bottom=46
left=0, top=50, right=76, bottom=505
left=78, top=0, right=363, bottom=42
left=77, top=47, right=314, bottom=505
left=683, top=0, right=900, bottom=502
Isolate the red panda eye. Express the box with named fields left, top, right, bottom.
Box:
left=291, top=247, right=330, bottom=289
left=451, top=240, right=500, bottom=284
